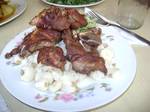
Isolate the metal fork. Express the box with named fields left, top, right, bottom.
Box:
left=85, top=7, right=150, bottom=46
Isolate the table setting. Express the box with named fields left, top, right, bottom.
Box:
left=0, top=0, right=150, bottom=112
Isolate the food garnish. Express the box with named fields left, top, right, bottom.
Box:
left=47, top=0, right=100, bottom=5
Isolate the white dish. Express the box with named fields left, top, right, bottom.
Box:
left=40, top=0, right=104, bottom=8
left=0, top=0, right=27, bottom=26
left=0, top=26, right=136, bottom=112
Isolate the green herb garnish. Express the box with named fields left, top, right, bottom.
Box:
left=47, top=0, right=100, bottom=5
left=76, top=16, right=97, bottom=33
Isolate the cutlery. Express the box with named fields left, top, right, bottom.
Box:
left=84, top=7, right=150, bottom=46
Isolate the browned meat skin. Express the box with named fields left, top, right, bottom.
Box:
left=5, top=32, right=33, bottom=59
left=19, top=40, right=55, bottom=57
left=30, top=6, right=70, bottom=31
left=78, top=28, right=102, bottom=52
left=5, top=46, right=22, bottom=59
left=22, top=28, right=61, bottom=45
left=5, top=28, right=61, bottom=58
left=72, top=55, right=107, bottom=74
left=37, top=47, right=66, bottom=70
left=66, top=8, right=87, bottom=29
left=62, top=29, right=107, bottom=74
left=30, top=6, right=87, bottom=31
left=62, top=29, right=86, bottom=61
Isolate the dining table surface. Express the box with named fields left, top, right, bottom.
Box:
left=0, top=0, right=150, bottom=112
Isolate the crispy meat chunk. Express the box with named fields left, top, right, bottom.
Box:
left=72, top=55, right=107, bottom=74
left=19, top=40, right=55, bottom=58
left=37, top=47, right=66, bottom=70
left=20, top=28, right=61, bottom=57
left=30, top=6, right=70, bottom=31
left=5, top=28, right=61, bottom=58
left=62, top=29, right=86, bottom=61
left=66, top=8, right=87, bottom=29
left=62, top=29, right=107, bottom=74
left=5, top=46, right=22, bottom=59
left=30, top=6, right=87, bottom=31
left=21, top=28, right=61, bottom=47
left=78, top=28, right=102, bottom=52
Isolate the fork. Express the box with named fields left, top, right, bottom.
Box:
left=84, top=7, right=150, bottom=46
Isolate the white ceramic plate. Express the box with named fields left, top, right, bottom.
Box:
left=0, top=0, right=27, bottom=26
left=0, top=26, right=136, bottom=112
left=40, top=0, right=104, bottom=8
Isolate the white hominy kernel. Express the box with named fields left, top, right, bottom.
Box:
left=77, top=77, right=95, bottom=89
left=21, top=66, right=35, bottom=82
left=101, top=47, right=114, bottom=63
left=35, top=79, right=50, bottom=91
left=49, top=81, right=62, bottom=92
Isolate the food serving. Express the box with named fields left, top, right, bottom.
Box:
left=5, top=6, right=119, bottom=93
left=0, top=0, right=15, bottom=22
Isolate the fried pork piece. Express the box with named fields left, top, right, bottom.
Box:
left=78, top=28, right=102, bottom=52
left=66, top=8, right=87, bottom=29
left=30, top=6, right=70, bottom=31
left=62, top=29, right=86, bottom=61
left=30, top=6, right=87, bottom=31
left=5, top=28, right=61, bottom=58
left=37, top=47, right=66, bottom=70
left=62, top=29, right=107, bottom=74
left=72, top=54, right=107, bottom=74
left=5, top=46, right=21, bottom=59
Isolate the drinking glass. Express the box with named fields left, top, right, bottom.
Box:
left=117, top=0, right=148, bottom=29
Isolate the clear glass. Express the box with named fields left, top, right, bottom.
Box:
left=117, top=0, right=148, bottom=29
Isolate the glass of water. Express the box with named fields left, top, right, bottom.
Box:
left=117, top=0, right=148, bottom=29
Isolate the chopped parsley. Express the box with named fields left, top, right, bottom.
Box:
left=47, top=0, right=100, bottom=5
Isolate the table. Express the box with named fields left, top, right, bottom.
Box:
left=0, top=0, right=150, bottom=112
